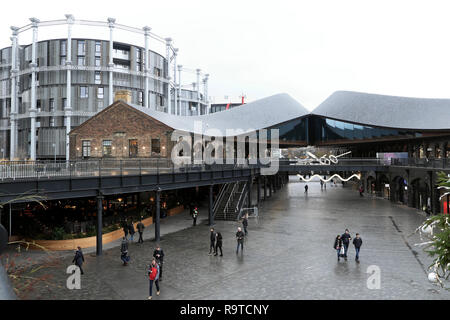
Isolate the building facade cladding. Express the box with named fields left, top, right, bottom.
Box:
left=0, top=18, right=209, bottom=161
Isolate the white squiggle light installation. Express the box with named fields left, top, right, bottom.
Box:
left=437, top=186, right=450, bottom=201
left=296, top=173, right=361, bottom=182
left=295, top=151, right=352, bottom=166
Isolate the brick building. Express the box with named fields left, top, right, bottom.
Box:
left=69, top=101, right=174, bottom=159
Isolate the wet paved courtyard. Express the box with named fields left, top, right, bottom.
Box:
left=20, top=178, right=450, bottom=299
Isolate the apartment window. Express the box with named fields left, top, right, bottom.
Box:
left=154, top=67, right=161, bottom=77
left=129, top=139, right=138, bottom=157
left=77, top=40, right=86, bottom=56
left=77, top=56, right=85, bottom=66
left=95, top=71, right=101, bottom=84
left=159, top=95, right=164, bottom=106
left=50, top=117, right=55, bottom=127
left=138, top=91, right=143, bottom=106
left=80, top=86, right=89, bottom=98
left=60, top=56, right=66, bottom=66
left=102, top=140, right=112, bottom=156
left=49, top=98, right=55, bottom=112
left=60, top=40, right=67, bottom=56
left=95, top=41, right=102, bottom=56
left=151, top=138, right=160, bottom=154
left=82, top=140, right=91, bottom=158
left=95, top=57, right=101, bottom=67
left=36, top=100, right=41, bottom=112
left=97, top=87, right=104, bottom=99
left=62, top=98, right=67, bottom=110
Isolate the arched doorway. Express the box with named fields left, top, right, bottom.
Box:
left=411, top=178, right=430, bottom=213
left=392, top=176, right=408, bottom=205
left=378, top=174, right=390, bottom=199
left=366, top=176, right=376, bottom=194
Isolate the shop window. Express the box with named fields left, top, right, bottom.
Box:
left=151, top=138, right=160, bottom=154
left=82, top=140, right=91, bottom=158
left=102, top=140, right=112, bottom=156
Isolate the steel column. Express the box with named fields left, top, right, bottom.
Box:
left=9, top=27, right=19, bottom=160
left=108, top=18, right=115, bottom=105
left=96, top=193, right=103, bottom=255
left=209, top=184, right=214, bottom=226
left=65, top=15, right=74, bottom=161
left=177, top=65, right=182, bottom=115
left=165, top=38, right=172, bottom=114
left=155, top=188, right=161, bottom=242
left=173, top=48, right=178, bottom=114
left=30, top=18, right=40, bottom=161
left=143, top=26, right=151, bottom=108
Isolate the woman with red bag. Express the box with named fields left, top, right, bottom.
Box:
left=147, top=258, right=160, bottom=299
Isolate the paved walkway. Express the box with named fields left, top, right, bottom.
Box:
left=16, top=178, right=450, bottom=299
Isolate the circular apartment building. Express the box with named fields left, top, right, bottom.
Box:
left=0, top=16, right=209, bottom=160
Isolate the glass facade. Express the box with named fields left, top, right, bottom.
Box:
left=310, top=116, right=422, bottom=144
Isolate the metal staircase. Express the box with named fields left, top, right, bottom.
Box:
left=213, top=181, right=248, bottom=221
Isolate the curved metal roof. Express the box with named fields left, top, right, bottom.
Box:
left=130, top=93, right=309, bottom=136
left=312, top=91, right=450, bottom=130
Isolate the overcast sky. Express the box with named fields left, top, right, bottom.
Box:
left=1, top=0, right=450, bottom=109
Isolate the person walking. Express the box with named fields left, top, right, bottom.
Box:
left=359, top=185, right=364, bottom=197
left=320, top=180, right=324, bottom=190
left=153, top=244, right=165, bottom=281
left=341, top=229, right=352, bottom=261
left=236, top=227, right=245, bottom=255
left=122, top=219, right=129, bottom=240
left=304, top=184, right=309, bottom=193
left=353, top=233, right=363, bottom=262
left=333, top=235, right=343, bottom=262
left=128, top=219, right=135, bottom=242
left=147, top=258, right=160, bottom=299
left=214, top=231, right=223, bottom=256
left=209, top=228, right=216, bottom=255
left=72, top=246, right=85, bottom=275
left=120, top=237, right=130, bottom=266
left=242, top=214, right=249, bottom=236
left=137, top=219, right=145, bottom=244
left=192, top=207, right=198, bottom=226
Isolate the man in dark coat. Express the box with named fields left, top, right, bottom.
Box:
left=120, top=237, right=130, bottom=266
left=341, top=229, right=352, bottom=260
left=214, top=232, right=223, bottom=256
left=209, top=228, right=216, bottom=255
left=242, top=214, right=249, bottom=236
left=353, top=233, right=363, bottom=262
left=128, top=220, right=135, bottom=242
left=72, top=246, right=85, bottom=275
left=136, top=219, right=145, bottom=244
left=153, top=244, right=165, bottom=280
left=236, top=227, right=245, bottom=255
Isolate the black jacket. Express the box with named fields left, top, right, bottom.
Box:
left=128, top=223, right=135, bottom=235
left=333, top=238, right=342, bottom=249
left=341, top=233, right=352, bottom=245
left=72, top=250, right=85, bottom=266
left=236, top=231, right=245, bottom=242
left=153, top=249, right=165, bottom=262
left=120, top=239, right=128, bottom=254
left=216, top=232, right=223, bottom=245
left=210, top=231, right=216, bottom=242
left=353, top=238, right=363, bottom=248
left=242, top=218, right=248, bottom=227
left=136, top=222, right=145, bottom=232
